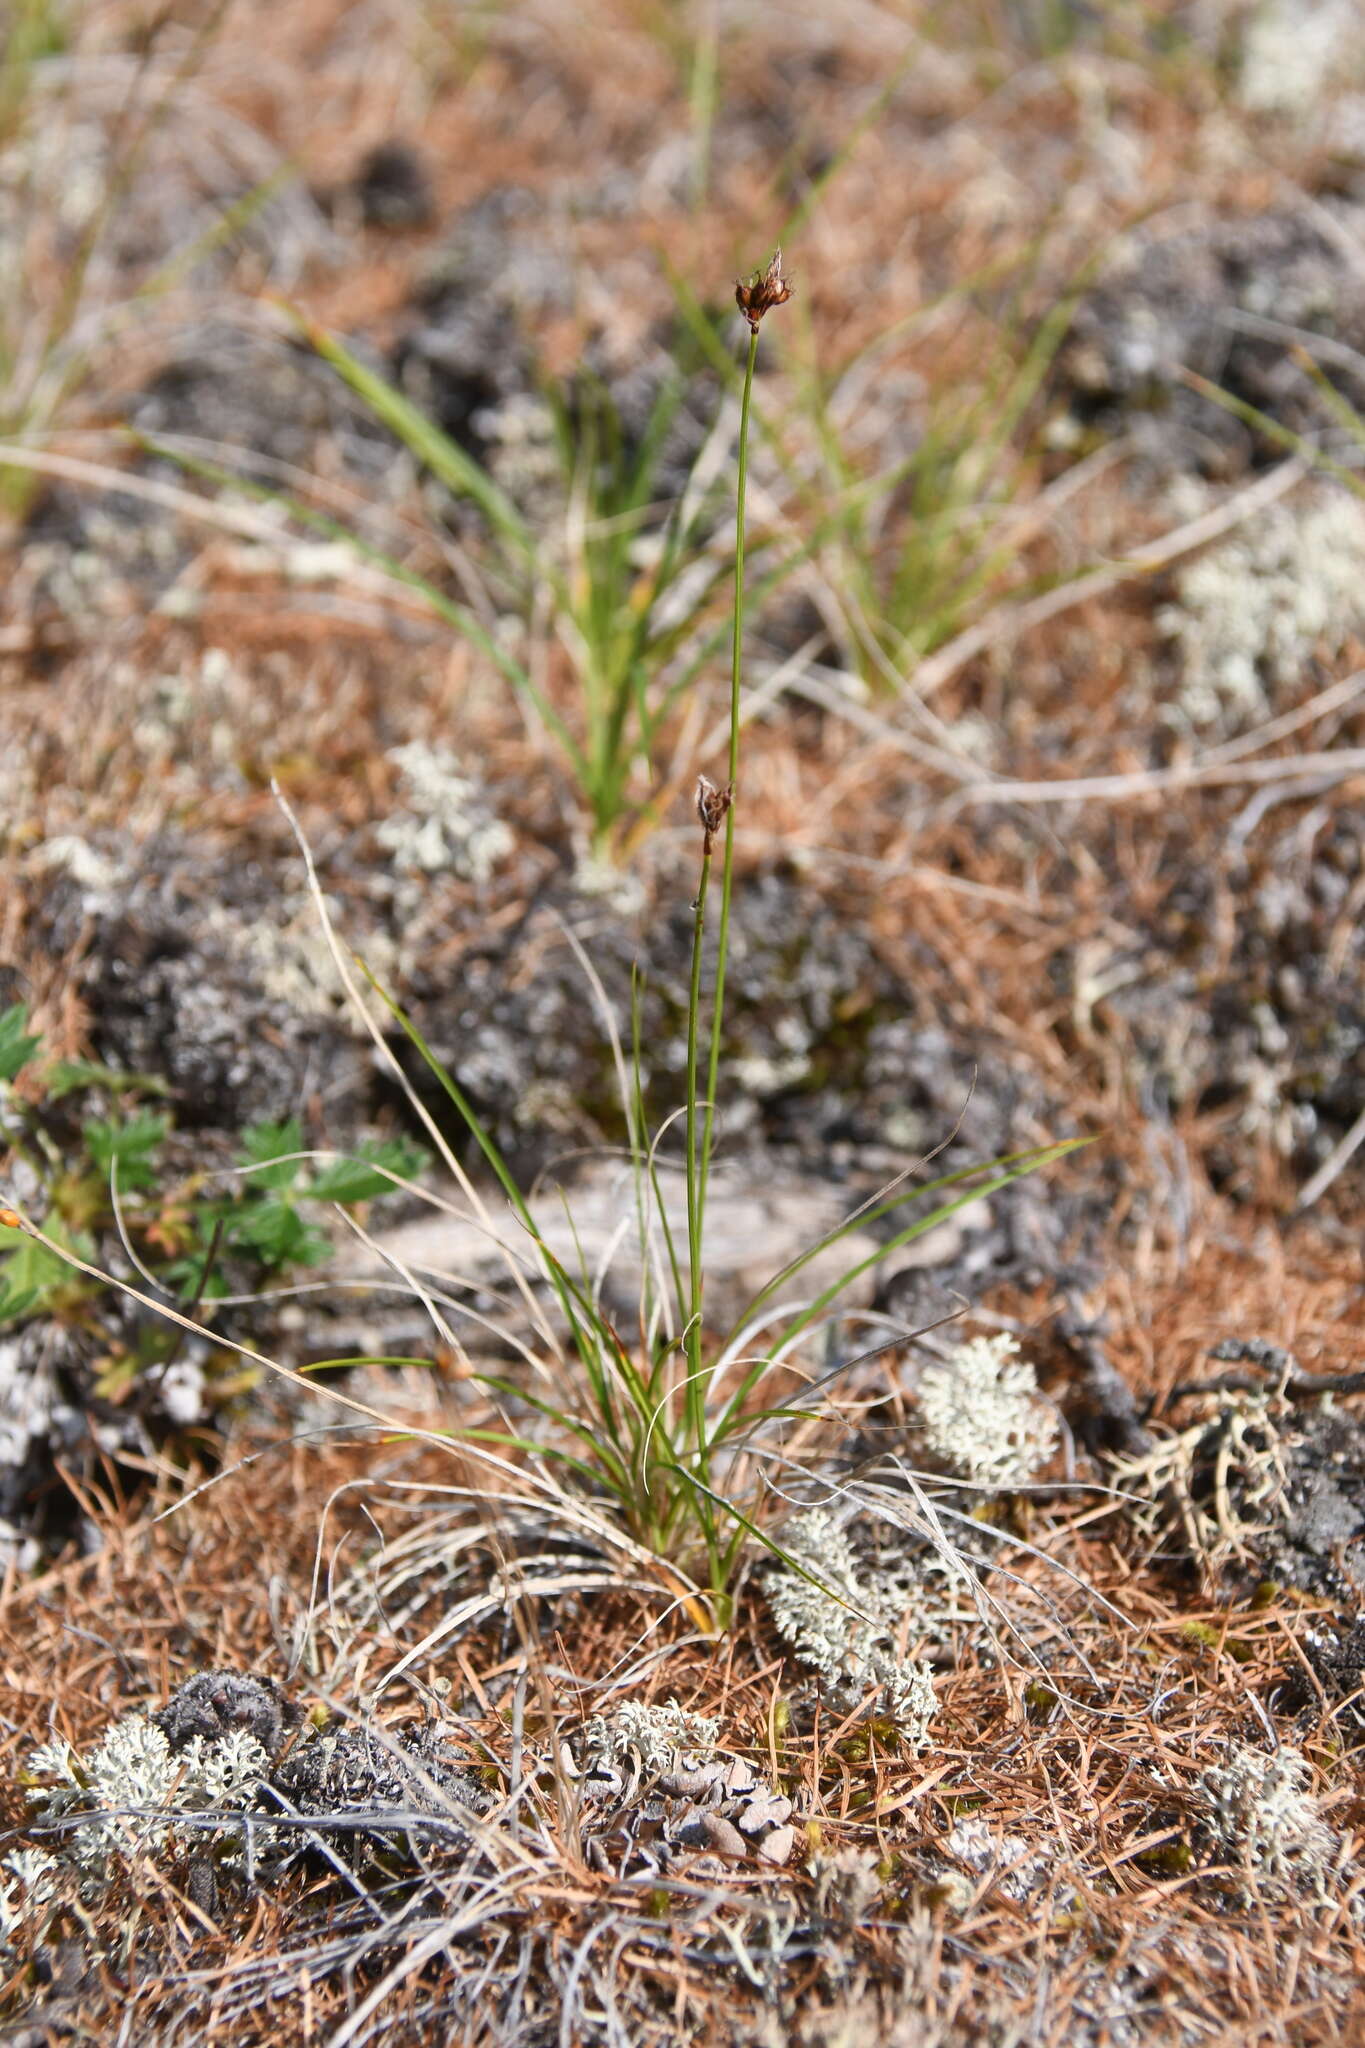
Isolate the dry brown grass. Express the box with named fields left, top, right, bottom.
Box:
left=1, top=1217, right=1363, bottom=2043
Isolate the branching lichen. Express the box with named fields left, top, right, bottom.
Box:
left=25, top=1714, right=269, bottom=1883
left=765, top=1509, right=938, bottom=1747
left=579, top=1698, right=719, bottom=1774
left=377, top=741, right=513, bottom=884
left=0, top=1847, right=61, bottom=1955
left=1195, top=1743, right=1339, bottom=1900
left=1108, top=1390, right=1289, bottom=1584
left=934, top=1815, right=1055, bottom=1911
left=916, top=1334, right=1059, bottom=1489
left=1160, top=487, right=1365, bottom=731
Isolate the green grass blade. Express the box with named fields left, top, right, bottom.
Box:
left=282, top=305, right=541, bottom=565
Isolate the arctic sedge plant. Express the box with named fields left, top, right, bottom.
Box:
left=0, top=253, right=1087, bottom=1627
left=341, top=256, right=1085, bottom=1619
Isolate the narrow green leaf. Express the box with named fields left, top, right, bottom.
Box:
left=285, top=308, right=538, bottom=562
left=0, top=1004, right=39, bottom=1084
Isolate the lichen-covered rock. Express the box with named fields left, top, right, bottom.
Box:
left=154, top=1671, right=298, bottom=1757
left=270, top=1718, right=492, bottom=1859
left=1058, top=207, right=1365, bottom=474
left=21, top=826, right=373, bottom=1132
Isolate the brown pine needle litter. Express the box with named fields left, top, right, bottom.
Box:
left=3, top=1234, right=1364, bottom=2043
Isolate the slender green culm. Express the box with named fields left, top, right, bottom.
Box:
left=700, top=322, right=760, bottom=1226
left=683, top=253, right=790, bottom=1550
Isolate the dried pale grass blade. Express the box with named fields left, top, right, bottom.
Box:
left=909, top=454, right=1311, bottom=700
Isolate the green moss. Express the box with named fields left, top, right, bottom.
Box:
left=1135, top=1838, right=1193, bottom=1876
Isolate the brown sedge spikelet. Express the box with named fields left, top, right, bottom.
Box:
left=695, top=775, right=733, bottom=858
left=735, top=248, right=793, bottom=333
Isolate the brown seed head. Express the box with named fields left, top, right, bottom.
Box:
left=695, top=775, right=734, bottom=857
left=735, top=248, right=793, bottom=334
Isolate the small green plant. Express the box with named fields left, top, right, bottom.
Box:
left=0, top=1002, right=423, bottom=1332
left=771, top=242, right=1096, bottom=693
left=235, top=305, right=804, bottom=853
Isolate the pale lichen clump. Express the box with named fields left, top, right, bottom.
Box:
left=580, top=1699, right=720, bottom=1775
left=764, top=1509, right=938, bottom=1747
left=25, top=1714, right=269, bottom=1883
left=934, top=1815, right=1055, bottom=1912
left=0, top=1847, right=61, bottom=1955
left=1195, top=1743, right=1340, bottom=1900
left=377, top=740, right=514, bottom=885
left=1238, top=0, right=1361, bottom=119
left=916, top=1334, right=1059, bottom=1490
left=1107, top=1390, right=1289, bottom=1584
left=1159, top=488, right=1365, bottom=732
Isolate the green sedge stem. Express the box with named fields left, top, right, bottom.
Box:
left=700, top=325, right=759, bottom=1222
left=683, top=846, right=713, bottom=1466
left=679, top=323, right=760, bottom=1516
left=683, top=324, right=759, bottom=1504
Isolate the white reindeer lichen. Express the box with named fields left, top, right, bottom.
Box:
left=580, top=1699, right=720, bottom=1774
left=1195, top=1744, right=1339, bottom=1899
left=916, top=1334, right=1058, bottom=1489
left=377, top=741, right=513, bottom=884
left=26, top=1714, right=269, bottom=1882
left=1160, top=487, right=1365, bottom=732
left=0, top=1848, right=60, bottom=1954
left=765, top=1509, right=937, bottom=1747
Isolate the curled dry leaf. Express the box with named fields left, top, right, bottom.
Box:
left=759, top=1823, right=797, bottom=1866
